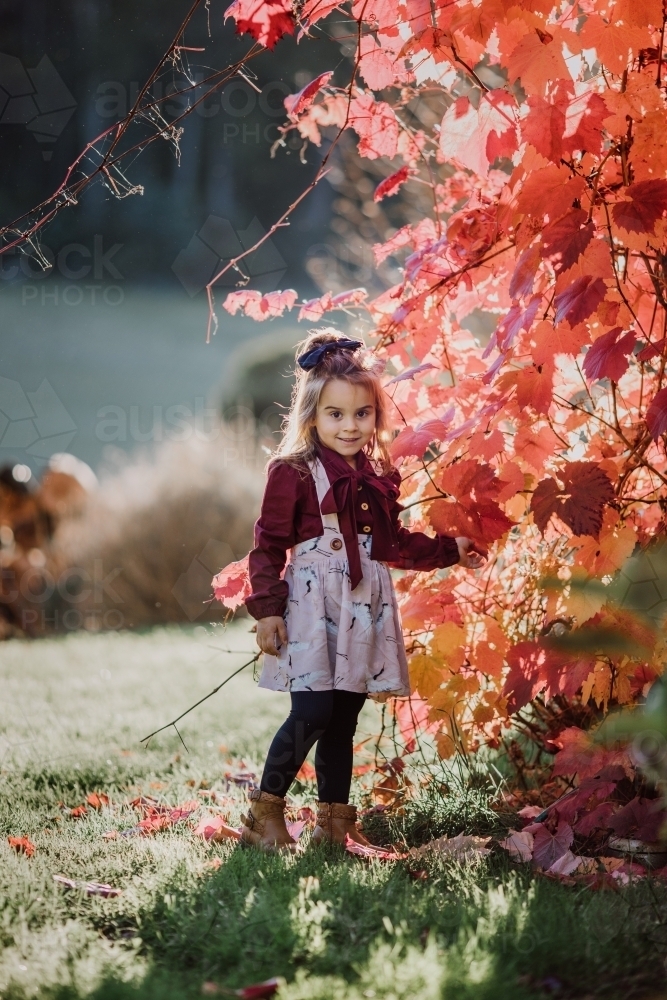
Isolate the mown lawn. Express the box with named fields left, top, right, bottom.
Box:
left=1, top=625, right=666, bottom=1000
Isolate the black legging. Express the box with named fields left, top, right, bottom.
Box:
left=260, top=690, right=366, bottom=803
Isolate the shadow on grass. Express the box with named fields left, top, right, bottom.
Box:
left=13, top=840, right=667, bottom=1000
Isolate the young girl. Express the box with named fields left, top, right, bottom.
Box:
left=241, top=330, right=484, bottom=851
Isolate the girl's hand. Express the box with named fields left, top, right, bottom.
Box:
left=256, top=616, right=288, bottom=656
left=456, top=537, right=486, bottom=569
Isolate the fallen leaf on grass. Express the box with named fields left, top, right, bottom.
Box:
left=8, top=836, right=35, bottom=857
left=499, top=829, right=534, bottom=862
left=224, top=770, right=257, bottom=788
left=194, top=815, right=241, bottom=842
left=547, top=850, right=584, bottom=876
left=103, top=831, right=118, bottom=840
left=87, top=793, right=110, bottom=809
left=53, top=875, right=122, bottom=897
left=344, top=834, right=405, bottom=860
left=410, top=834, right=492, bottom=862
left=202, top=978, right=280, bottom=998
left=517, top=805, right=543, bottom=820
left=55, top=802, right=87, bottom=818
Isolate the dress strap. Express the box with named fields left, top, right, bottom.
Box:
left=308, top=459, right=340, bottom=535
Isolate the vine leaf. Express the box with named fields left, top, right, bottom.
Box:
left=530, top=461, right=614, bottom=537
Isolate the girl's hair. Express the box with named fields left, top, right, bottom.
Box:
left=273, top=329, right=393, bottom=473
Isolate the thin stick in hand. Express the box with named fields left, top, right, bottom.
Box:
left=140, top=654, right=259, bottom=748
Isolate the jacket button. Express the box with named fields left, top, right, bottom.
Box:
left=362, top=525, right=371, bottom=533
left=330, top=538, right=343, bottom=550
left=360, top=502, right=369, bottom=511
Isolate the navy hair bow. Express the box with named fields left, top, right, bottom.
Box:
left=297, top=338, right=363, bottom=371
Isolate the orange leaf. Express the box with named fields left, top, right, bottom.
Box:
left=8, top=836, right=35, bottom=857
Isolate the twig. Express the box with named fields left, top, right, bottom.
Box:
left=140, top=654, right=259, bottom=747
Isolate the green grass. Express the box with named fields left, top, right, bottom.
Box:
left=1, top=625, right=666, bottom=1000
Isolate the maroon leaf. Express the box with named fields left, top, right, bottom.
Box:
left=646, top=386, right=667, bottom=440
left=582, top=327, right=637, bottom=382
left=574, top=802, right=617, bottom=837
left=532, top=820, right=574, bottom=869
left=637, top=337, right=666, bottom=362
left=541, top=209, right=594, bottom=273
left=612, top=179, right=667, bottom=234
left=284, top=71, right=333, bottom=118
left=554, top=276, right=607, bottom=326
left=608, top=796, right=665, bottom=841
left=531, top=461, right=614, bottom=537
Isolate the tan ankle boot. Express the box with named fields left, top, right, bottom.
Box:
left=311, top=801, right=373, bottom=847
left=240, top=789, right=297, bottom=853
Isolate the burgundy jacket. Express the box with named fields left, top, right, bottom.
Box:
left=245, top=445, right=459, bottom=620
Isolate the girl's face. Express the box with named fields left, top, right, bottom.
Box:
left=314, top=379, right=377, bottom=467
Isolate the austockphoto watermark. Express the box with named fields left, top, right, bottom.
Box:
left=1, top=235, right=125, bottom=306
left=95, top=401, right=280, bottom=446
left=0, top=52, right=76, bottom=160
left=172, top=214, right=287, bottom=297
left=95, top=76, right=295, bottom=143
left=1, top=560, right=126, bottom=634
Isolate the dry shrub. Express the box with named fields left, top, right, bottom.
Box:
left=53, top=428, right=262, bottom=630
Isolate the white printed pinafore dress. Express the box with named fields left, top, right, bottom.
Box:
left=258, top=458, right=410, bottom=697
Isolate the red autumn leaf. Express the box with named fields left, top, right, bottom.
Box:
left=608, top=796, right=665, bottom=842
left=574, top=801, right=618, bottom=837
left=582, top=327, right=637, bottom=382
left=390, top=415, right=452, bottom=461
left=646, top=386, right=667, bottom=440
left=429, top=461, right=515, bottom=547
left=532, top=820, right=574, bottom=869
left=374, top=166, right=413, bottom=203
left=509, top=243, right=541, bottom=300
left=502, top=641, right=551, bottom=712
left=223, top=289, right=298, bottom=321
left=70, top=805, right=87, bottom=818
left=87, top=793, right=110, bottom=810
left=513, top=361, right=555, bottom=414
left=358, top=34, right=402, bottom=90
left=429, top=498, right=513, bottom=549
left=298, top=288, right=367, bottom=321
left=348, top=93, right=400, bottom=159
left=284, top=71, right=333, bottom=119
left=225, top=0, right=295, bottom=48
left=212, top=555, right=251, bottom=611
left=551, top=727, right=633, bottom=781
left=611, top=179, right=667, bottom=234
left=637, top=337, right=666, bottom=361
left=521, top=95, right=566, bottom=162
left=235, top=978, right=281, bottom=999
left=489, top=295, right=541, bottom=354
left=344, top=833, right=404, bottom=860
left=554, top=276, right=607, bottom=326
left=541, top=210, right=594, bottom=273
left=531, top=461, right=614, bottom=537
left=562, top=92, right=607, bottom=156
left=194, top=815, right=242, bottom=841
left=298, top=0, right=344, bottom=31
left=8, top=836, right=35, bottom=857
